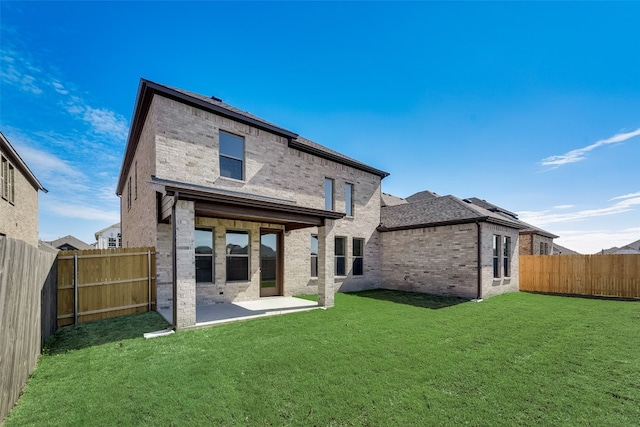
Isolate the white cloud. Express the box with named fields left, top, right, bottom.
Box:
left=555, top=227, right=640, bottom=254
left=43, top=200, right=119, bottom=222
left=0, top=50, right=44, bottom=95
left=1, top=42, right=128, bottom=142
left=541, top=127, right=640, bottom=168
left=51, top=81, right=69, bottom=95
left=519, top=193, right=640, bottom=226
left=82, top=107, right=129, bottom=141
left=553, top=204, right=574, bottom=209
left=13, top=143, right=83, bottom=179
left=610, top=192, right=640, bottom=201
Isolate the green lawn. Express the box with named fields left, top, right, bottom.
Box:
left=5, top=291, right=640, bottom=426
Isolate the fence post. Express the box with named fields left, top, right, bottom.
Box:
left=148, top=249, right=152, bottom=312
left=73, top=253, right=78, bottom=325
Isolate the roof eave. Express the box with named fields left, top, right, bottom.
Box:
left=378, top=215, right=526, bottom=232
left=0, top=132, right=47, bottom=192
left=289, top=139, right=390, bottom=178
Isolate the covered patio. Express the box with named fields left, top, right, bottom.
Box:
left=158, top=296, right=320, bottom=328
left=153, top=177, right=344, bottom=330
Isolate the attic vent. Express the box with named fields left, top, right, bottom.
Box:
left=211, top=95, right=222, bottom=102
left=462, top=199, right=472, bottom=203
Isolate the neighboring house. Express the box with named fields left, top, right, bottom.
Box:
left=599, top=238, right=640, bottom=255
left=379, top=193, right=526, bottom=299
left=0, top=131, right=47, bottom=246
left=466, top=197, right=558, bottom=255
left=552, top=243, right=580, bottom=255
left=44, top=235, right=94, bottom=251
left=116, top=79, right=389, bottom=329
left=94, top=223, right=121, bottom=249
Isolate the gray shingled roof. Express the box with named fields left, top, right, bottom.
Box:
left=381, top=193, right=407, bottom=207
left=45, top=235, right=94, bottom=250
left=467, top=197, right=518, bottom=219
left=406, top=190, right=439, bottom=203
left=379, top=195, right=524, bottom=231
left=466, top=197, right=558, bottom=238
left=552, top=243, right=580, bottom=255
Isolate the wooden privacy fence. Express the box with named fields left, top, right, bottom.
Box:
left=57, top=247, right=156, bottom=327
left=520, top=254, right=640, bottom=298
left=0, top=237, right=57, bottom=423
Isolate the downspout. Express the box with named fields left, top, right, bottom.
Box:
left=475, top=220, right=482, bottom=301
left=171, top=192, right=179, bottom=330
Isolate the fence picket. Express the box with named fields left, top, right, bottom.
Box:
left=520, top=254, right=640, bottom=299
left=56, top=247, right=156, bottom=327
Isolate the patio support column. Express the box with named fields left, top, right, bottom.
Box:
left=317, top=218, right=335, bottom=307
left=174, top=199, right=196, bottom=329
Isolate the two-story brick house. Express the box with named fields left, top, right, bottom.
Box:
left=0, top=131, right=47, bottom=246
left=116, top=80, right=389, bottom=329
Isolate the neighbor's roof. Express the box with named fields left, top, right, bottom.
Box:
left=381, top=192, right=407, bottom=207
left=0, top=131, right=47, bottom=192
left=466, top=197, right=558, bottom=239
left=379, top=194, right=526, bottom=231
left=45, top=235, right=94, bottom=250
left=117, top=79, right=389, bottom=195
left=552, top=243, right=580, bottom=255
left=405, top=190, right=439, bottom=203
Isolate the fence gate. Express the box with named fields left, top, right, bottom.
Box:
left=57, top=247, right=156, bottom=327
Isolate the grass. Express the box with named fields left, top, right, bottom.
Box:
left=5, top=291, right=640, bottom=426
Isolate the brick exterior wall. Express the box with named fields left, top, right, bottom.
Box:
left=480, top=223, right=520, bottom=298
left=519, top=232, right=554, bottom=255
left=380, top=223, right=479, bottom=299
left=126, top=94, right=383, bottom=315
left=380, top=222, right=520, bottom=299
left=120, top=96, right=158, bottom=249
left=0, top=149, right=39, bottom=247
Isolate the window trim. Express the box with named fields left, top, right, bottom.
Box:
left=219, top=130, right=245, bottom=181
left=134, top=161, right=138, bottom=200
left=195, top=227, right=215, bottom=284
left=345, top=183, right=354, bottom=217
left=352, top=237, right=364, bottom=276
left=335, top=236, right=346, bottom=276
left=503, top=236, right=511, bottom=277
left=7, top=163, right=14, bottom=204
left=324, top=178, right=334, bottom=211
left=127, top=177, right=132, bottom=211
left=493, top=234, right=501, bottom=278
left=225, top=229, right=250, bottom=282
left=1, top=156, right=6, bottom=201
left=310, top=234, right=318, bottom=278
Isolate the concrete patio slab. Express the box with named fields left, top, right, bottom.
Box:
left=157, top=296, right=319, bottom=329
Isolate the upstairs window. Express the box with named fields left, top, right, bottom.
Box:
left=1, top=157, right=14, bottom=204
left=324, top=178, right=334, bottom=211
left=108, top=237, right=116, bottom=248
left=345, top=183, right=354, bottom=216
left=220, top=131, right=244, bottom=180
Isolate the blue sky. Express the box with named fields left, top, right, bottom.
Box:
left=1, top=1, right=639, bottom=254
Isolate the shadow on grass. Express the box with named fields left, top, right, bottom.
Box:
left=44, top=312, right=170, bottom=355
left=348, top=289, right=468, bottom=310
